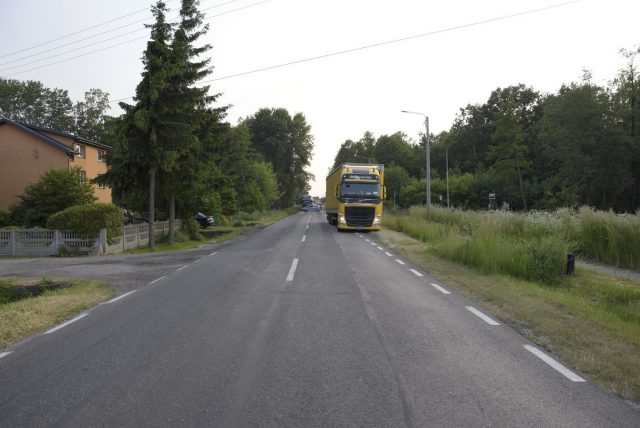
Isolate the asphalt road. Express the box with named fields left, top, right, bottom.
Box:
left=0, top=212, right=638, bottom=427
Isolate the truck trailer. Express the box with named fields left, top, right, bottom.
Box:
left=325, top=163, right=385, bottom=231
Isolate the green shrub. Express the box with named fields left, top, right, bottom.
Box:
left=525, top=237, right=567, bottom=285
left=47, top=203, right=122, bottom=243
left=17, top=167, right=96, bottom=227
left=181, top=219, right=201, bottom=240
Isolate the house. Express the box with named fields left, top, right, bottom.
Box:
left=0, top=118, right=111, bottom=211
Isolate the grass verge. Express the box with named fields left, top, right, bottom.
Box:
left=378, top=228, right=640, bottom=402
left=0, top=277, right=113, bottom=349
left=125, top=207, right=299, bottom=254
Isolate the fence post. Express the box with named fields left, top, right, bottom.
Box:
left=122, top=224, right=125, bottom=252
left=54, top=230, right=61, bottom=256
left=10, top=229, right=16, bottom=256
left=99, top=228, right=107, bottom=254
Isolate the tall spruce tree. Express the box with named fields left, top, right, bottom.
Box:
left=163, top=0, right=224, bottom=243
left=124, top=0, right=174, bottom=248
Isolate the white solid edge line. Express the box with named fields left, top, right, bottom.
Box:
left=177, top=264, right=189, bottom=271
left=409, top=268, right=424, bottom=277
left=209, top=251, right=218, bottom=256
left=395, top=259, right=406, bottom=265
left=385, top=252, right=393, bottom=257
left=0, top=351, right=12, bottom=359
left=465, top=306, right=500, bottom=326
left=286, top=258, right=299, bottom=282
left=430, top=283, right=451, bottom=294
left=43, top=313, right=88, bottom=335
left=148, top=275, right=166, bottom=285
left=302, top=235, right=307, bottom=242
left=523, top=345, right=586, bottom=382
left=263, top=223, right=274, bottom=230
left=105, top=290, right=136, bottom=304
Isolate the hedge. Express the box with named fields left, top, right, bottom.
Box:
left=47, top=203, right=123, bottom=243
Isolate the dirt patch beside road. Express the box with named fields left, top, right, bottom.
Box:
left=0, top=234, right=250, bottom=294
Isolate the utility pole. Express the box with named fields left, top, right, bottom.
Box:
left=401, top=110, right=431, bottom=209
left=425, top=116, right=430, bottom=210
left=446, top=147, right=450, bottom=209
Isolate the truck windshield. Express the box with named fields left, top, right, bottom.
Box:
left=341, top=182, right=380, bottom=199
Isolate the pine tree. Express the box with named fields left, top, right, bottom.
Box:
left=125, top=0, right=174, bottom=248
left=163, top=0, right=226, bottom=243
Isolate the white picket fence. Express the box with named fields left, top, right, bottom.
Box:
left=103, top=219, right=182, bottom=254
left=0, top=220, right=182, bottom=257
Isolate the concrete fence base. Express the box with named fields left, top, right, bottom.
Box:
left=0, top=220, right=182, bottom=257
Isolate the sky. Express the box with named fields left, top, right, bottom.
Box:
left=1, top=0, right=639, bottom=196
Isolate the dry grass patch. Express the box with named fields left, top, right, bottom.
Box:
left=0, top=277, right=113, bottom=349
left=379, top=228, right=640, bottom=402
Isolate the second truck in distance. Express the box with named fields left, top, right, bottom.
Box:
left=325, top=163, right=385, bottom=231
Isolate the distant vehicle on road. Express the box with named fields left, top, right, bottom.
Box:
left=195, top=213, right=214, bottom=228
left=301, top=195, right=312, bottom=207
left=301, top=204, right=320, bottom=212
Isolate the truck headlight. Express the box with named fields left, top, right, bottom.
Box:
left=339, top=214, right=346, bottom=224
left=373, top=215, right=381, bottom=225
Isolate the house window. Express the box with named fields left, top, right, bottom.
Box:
left=97, top=182, right=105, bottom=189
left=78, top=170, right=86, bottom=185
left=74, top=143, right=85, bottom=158
left=97, top=149, right=106, bottom=162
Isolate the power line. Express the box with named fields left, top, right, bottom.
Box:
left=0, top=1, right=177, bottom=60
left=0, top=0, right=248, bottom=69
left=1, top=0, right=273, bottom=77
left=110, top=0, right=582, bottom=103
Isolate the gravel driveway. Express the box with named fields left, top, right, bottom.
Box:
left=0, top=235, right=249, bottom=294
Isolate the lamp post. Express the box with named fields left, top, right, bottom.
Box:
left=401, top=110, right=430, bottom=209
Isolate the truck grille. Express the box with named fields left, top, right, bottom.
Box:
left=345, top=206, right=375, bottom=227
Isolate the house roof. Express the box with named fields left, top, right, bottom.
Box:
left=0, top=118, right=75, bottom=155
left=22, top=123, right=111, bottom=150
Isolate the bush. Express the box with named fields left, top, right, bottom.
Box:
left=47, top=203, right=122, bottom=243
left=17, top=167, right=96, bottom=227
left=181, top=218, right=201, bottom=240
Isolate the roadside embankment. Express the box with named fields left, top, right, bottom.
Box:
left=380, top=207, right=640, bottom=402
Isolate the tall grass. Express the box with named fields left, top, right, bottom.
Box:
left=385, top=206, right=640, bottom=284
left=573, top=208, right=640, bottom=270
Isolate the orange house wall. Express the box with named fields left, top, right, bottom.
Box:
left=40, top=132, right=112, bottom=204
left=0, top=125, right=69, bottom=211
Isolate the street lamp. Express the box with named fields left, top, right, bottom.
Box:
left=401, top=110, right=430, bottom=209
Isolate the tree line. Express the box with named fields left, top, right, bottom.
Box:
left=0, top=0, right=314, bottom=247
left=333, top=49, right=640, bottom=212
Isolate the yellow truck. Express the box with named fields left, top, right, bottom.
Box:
left=325, top=163, right=385, bottom=231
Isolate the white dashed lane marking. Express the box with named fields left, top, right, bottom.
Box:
left=105, top=290, right=136, bottom=304
left=148, top=275, right=166, bottom=285
left=0, top=352, right=12, bottom=359
left=43, top=313, right=89, bottom=335
left=465, top=306, right=500, bottom=326
left=524, top=345, right=586, bottom=382
left=385, top=252, right=393, bottom=257
left=409, top=269, right=423, bottom=277
left=286, top=258, right=299, bottom=282
left=395, top=259, right=406, bottom=265
left=430, top=283, right=451, bottom=294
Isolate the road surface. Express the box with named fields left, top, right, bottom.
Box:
left=0, top=212, right=638, bottom=427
